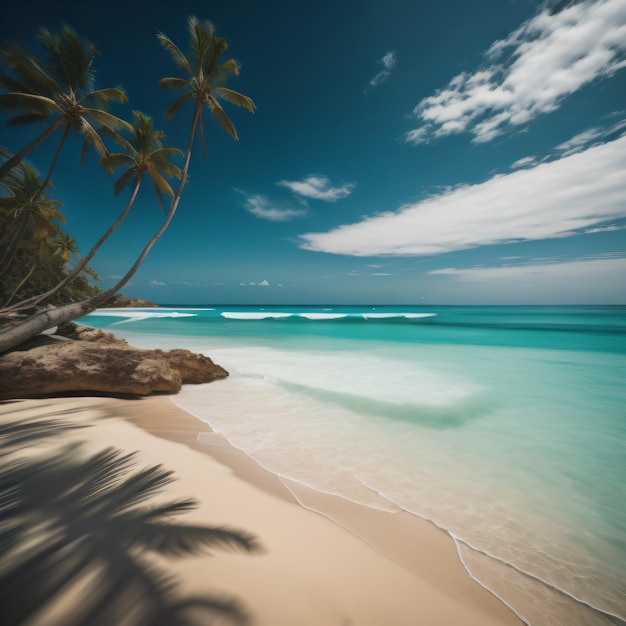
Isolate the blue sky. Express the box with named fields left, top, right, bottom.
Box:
left=1, top=0, right=625, bottom=304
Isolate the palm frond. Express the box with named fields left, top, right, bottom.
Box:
left=38, top=25, right=98, bottom=93
left=0, top=45, right=58, bottom=96
left=158, top=77, right=189, bottom=90
left=0, top=93, right=60, bottom=115
left=206, top=95, right=238, bottom=140
left=0, top=70, right=32, bottom=93
left=113, top=167, right=138, bottom=196
left=150, top=146, right=183, bottom=161
left=85, top=87, right=129, bottom=104
left=78, top=118, right=108, bottom=160
left=5, top=113, right=49, bottom=127
left=147, top=169, right=175, bottom=206
left=163, top=91, right=194, bottom=121
left=217, top=58, right=240, bottom=78
left=213, top=87, right=256, bottom=113
left=189, top=17, right=216, bottom=76
left=98, top=125, right=135, bottom=153
left=157, top=32, right=193, bottom=77
left=81, top=107, right=133, bottom=132
left=101, top=152, right=135, bottom=172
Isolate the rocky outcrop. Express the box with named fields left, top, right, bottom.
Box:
left=100, top=295, right=159, bottom=308
left=0, top=323, right=228, bottom=399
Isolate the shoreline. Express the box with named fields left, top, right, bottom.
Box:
left=0, top=393, right=523, bottom=625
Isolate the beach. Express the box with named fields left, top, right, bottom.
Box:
left=0, top=394, right=523, bottom=625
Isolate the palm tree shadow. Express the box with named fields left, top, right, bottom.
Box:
left=0, top=415, right=262, bottom=625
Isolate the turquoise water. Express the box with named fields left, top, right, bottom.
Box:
left=82, top=305, right=626, bottom=625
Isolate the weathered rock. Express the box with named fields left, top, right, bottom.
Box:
left=100, top=295, right=159, bottom=308
left=56, top=322, right=128, bottom=345
left=0, top=327, right=228, bottom=399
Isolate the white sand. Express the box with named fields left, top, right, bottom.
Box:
left=0, top=395, right=523, bottom=625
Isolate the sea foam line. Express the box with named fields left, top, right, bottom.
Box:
left=220, top=311, right=436, bottom=321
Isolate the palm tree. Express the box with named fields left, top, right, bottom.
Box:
left=48, top=231, right=80, bottom=263
left=157, top=16, right=256, bottom=153
left=0, top=17, right=255, bottom=354
left=103, top=110, right=183, bottom=205
left=0, top=157, right=64, bottom=276
left=0, top=25, right=131, bottom=183
left=0, top=111, right=182, bottom=314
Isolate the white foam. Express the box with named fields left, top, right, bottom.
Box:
left=220, top=311, right=437, bottom=321
left=221, top=312, right=293, bottom=320
left=88, top=309, right=197, bottom=324
left=210, top=345, right=480, bottom=407
left=299, top=313, right=347, bottom=320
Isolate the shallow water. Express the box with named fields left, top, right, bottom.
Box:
left=82, top=305, right=626, bottom=625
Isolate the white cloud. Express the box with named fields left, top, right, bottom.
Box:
left=372, top=272, right=393, bottom=276
left=277, top=175, right=355, bottom=201
left=240, top=280, right=271, bottom=287
left=427, top=257, right=626, bottom=299
left=299, top=135, right=626, bottom=256
left=366, top=50, right=397, bottom=90
left=554, top=117, right=626, bottom=155
left=109, top=274, right=123, bottom=280
left=405, top=0, right=626, bottom=144
left=584, top=223, right=626, bottom=233
left=237, top=190, right=307, bottom=221
left=511, top=156, right=537, bottom=169
left=150, top=280, right=167, bottom=286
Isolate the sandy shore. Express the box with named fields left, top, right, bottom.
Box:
left=0, top=394, right=524, bottom=625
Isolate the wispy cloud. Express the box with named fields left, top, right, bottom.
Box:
left=239, top=279, right=271, bottom=287
left=511, top=156, right=537, bottom=169
left=299, top=135, right=626, bottom=256
left=428, top=256, right=626, bottom=287
left=150, top=280, right=167, bottom=286
left=277, top=175, right=356, bottom=201
left=554, top=117, right=626, bottom=155
left=365, top=50, right=397, bottom=91
left=584, top=224, right=626, bottom=233
left=405, top=0, right=626, bottom=144
left=236, top=189, right=307, bottom=221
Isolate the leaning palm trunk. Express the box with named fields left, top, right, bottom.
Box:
left=0, top=119, right=65, bottom=183
left=0, top=107, right=200, bottom=355
left=4, top=260, right=37, bottom=307
left=1, top=177, right=143, bottom=314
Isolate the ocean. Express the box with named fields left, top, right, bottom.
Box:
left=81, top=305, right=626, bottom=626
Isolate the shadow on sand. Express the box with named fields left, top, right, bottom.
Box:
left=0, top=409, right=262, bottom=625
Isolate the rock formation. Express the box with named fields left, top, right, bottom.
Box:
left=100, top=295, right=159, bottom=308
left=0, top=323, right=228, bottom=399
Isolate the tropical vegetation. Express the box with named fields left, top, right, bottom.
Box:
left=0, top=16, right=255, bottom=353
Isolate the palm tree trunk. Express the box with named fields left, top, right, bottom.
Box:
left=4, top=259, right=37, bottom=306
left=0, top=119, right=65, bottom=183
left=1, top=177, right=143, bottom=314
left=37, top=124, right=70, bottom=199
left=0, top=104, right=201, bottom=355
